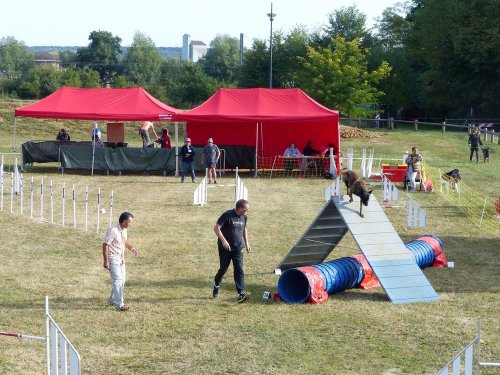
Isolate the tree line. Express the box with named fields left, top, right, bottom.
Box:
left=0, top=0, right=498, bottom=119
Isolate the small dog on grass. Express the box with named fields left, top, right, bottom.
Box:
left=482, top=146, right=490, bottom=163
left=341, top=170, right=372, bottom=218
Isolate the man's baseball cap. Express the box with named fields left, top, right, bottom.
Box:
left=185, top=138, right=191, bottom=142
left=208, top=138, right=213, bottom=142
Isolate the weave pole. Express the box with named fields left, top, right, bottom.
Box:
left=108, top=190, right=114, bottom=228
left=19, top=175, right=23, bottom=215
left=72, top=184, right=76, bottom=229
left=85, top=186, right=88, bottom=231
left=10, top=172, right=14, bottom=213
left=50, top=180, right=54, bottom=224
left=30, top=177, right=34, bottom=218
left=0, top=161, right=4, bottom=211
left=40, top=178, right=44, bottom=222
left=62, top=182, right=66, bottom=227
left=96, top=187, right=101, bottom=234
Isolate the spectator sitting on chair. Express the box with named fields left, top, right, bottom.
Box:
left=283, top=143, right=302, bottom=157
left=405, top=147, right=422, bottom=191
left=139, top=121, right=159, bottom=148
left=303, top=140, right=320, bottom=156
left=56, top=128, right=70, bottom=142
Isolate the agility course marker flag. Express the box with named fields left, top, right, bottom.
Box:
left=72, top=184, right=76, bottom=229
left=19, top=175, right=23, bottom=215
left=96, top=187, right=101, bottom=234
left=10, top=172, right=14, bottom=213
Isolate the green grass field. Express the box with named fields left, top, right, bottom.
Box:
left=1, top=99, right=499, bottom=374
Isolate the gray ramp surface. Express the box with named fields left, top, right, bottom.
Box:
left=333, top=195, right=439, bottom=304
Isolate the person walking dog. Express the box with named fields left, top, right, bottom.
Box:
left=102, top=212, right=138, bottom=311
left=212, top=199, right=251, bottom=303
left=468, top=127, right=483, bottom=163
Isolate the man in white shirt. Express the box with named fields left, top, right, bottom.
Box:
left=102, top=212, right=138, bottom=311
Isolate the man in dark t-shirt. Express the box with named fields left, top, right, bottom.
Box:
left=213, top=199, right=251, bottom=303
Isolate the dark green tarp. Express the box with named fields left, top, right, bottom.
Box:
left=60, top=146, right=174, bottom=172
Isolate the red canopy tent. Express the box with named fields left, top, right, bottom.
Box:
left=15, top=86, right=179, bottom=121
left=175, top=88, right=340, bottom=170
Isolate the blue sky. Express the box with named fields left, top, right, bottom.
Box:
left=1, top=0, right=401, bottom=47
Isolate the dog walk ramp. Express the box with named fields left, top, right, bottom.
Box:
left=275, top=199, right=349, bottom=271
left=333, top=195, right=439, bottom=304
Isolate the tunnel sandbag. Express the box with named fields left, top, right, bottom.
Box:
left=350, top=254, right=381, bottom=289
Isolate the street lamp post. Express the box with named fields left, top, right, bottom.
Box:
left=267, top=3, right=276, bottom=88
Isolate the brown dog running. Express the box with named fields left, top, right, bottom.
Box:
left=341, top=170, right=373, bottom=218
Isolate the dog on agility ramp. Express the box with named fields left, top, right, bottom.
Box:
left=341, top=170, right=372, bottom=218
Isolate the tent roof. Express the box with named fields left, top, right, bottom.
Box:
left=15, top=86, right=178, bottom=121
left=175, top=88, right=339, bottom=123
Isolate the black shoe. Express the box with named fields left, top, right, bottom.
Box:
left=237, top=292, right=250, bottom=303
left=212, top=284, right=220, bottom=299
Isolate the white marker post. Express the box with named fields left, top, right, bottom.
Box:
left=72, top=184, right=76, bottom=228
left=10, top=172, right=14, bottom=213
left=85, top=186, right=88, bottom=231
left=19, top=175, right=23, bottom=215
left=30, top=177, right=34, bottom=218
left=108, top=190, right=114, bottom=228
left=50, top=180, right=54, bottom=224
left=62, top=182, right=65, bottom=227
left=40, top=178, right=44, bottom=221
left=0, top=162, right=3, bottom=211
left=96, top=187, right=101, bottom=234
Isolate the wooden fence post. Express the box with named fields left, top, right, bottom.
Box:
left=442, top=121, right=446, bottom=133
left=414, top=119, right=418, bottom=131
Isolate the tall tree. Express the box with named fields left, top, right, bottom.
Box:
left=0, top=37, right=33, bottom=80
left=322, top=6, right=370, bottom=46
left=239, top=39, right=269, bottom=88
left=297, top=36, right=391, bottom=117
left=407, top=0, right=500, bottom=117
left=198, top=34, right=240, bottom=84
left=76, top=31, right=122, bottom=86
left=170, top=62, right=217, bottom=108
left=122, top=32, right=163, bottom=88
left=370, top=2, right=417, bottom=117
left=272, top=27, right=310, bottom=88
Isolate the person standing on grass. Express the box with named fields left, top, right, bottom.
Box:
left=180, top=138, right=196, bottom=183
left=405, top=146, right=422, bottom=191
left=468, top=126, right=483, bottom=163
left=213, top=199, right=251, bottom=303
left=102, top=212, right=138, bottom=311
left=203, top=137, right=220, bottom=184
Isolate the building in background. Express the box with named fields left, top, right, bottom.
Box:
left=181, top=34, right=208, bottom=63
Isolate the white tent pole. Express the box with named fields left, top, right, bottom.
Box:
left=13, top=117, right=17, bottom=152
left=254, top=122, right=259, bottom=177
left=175, top=122, right=179, bottom=177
